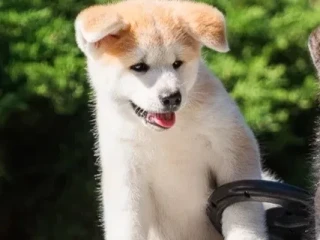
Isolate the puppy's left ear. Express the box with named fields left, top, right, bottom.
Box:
left=177, top=2, right=229, bottom=52
left=74, top=4, right=129, bottom=58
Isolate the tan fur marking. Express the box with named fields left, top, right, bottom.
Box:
left=75, top=0, right=228, bottom=63
left=93, top=1, right=201, bottom=64
left=77, top=4, right=127, bottom=35
left=175, top=1, right=228, bottom=51
left=98, top=28, right=137, bottom=59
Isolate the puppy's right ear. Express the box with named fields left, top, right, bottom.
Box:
left=176, top=2, right=229, bottom=53
left=75, top=5, right=128, bottom=58
left=308, top=26, right=320, bottom=74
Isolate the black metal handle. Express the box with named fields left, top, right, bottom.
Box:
left=206, top=180, right=312, bottom=240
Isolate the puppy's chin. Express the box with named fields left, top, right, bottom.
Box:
left=142, top=121, right=170, bottom=132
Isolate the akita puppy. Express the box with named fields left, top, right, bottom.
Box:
left=74, top=0, right=268, bottom=239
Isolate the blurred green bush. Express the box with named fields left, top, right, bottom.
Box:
left=0, top=0, right=319, bottom=239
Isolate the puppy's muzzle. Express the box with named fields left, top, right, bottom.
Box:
left=159, top=91, right=182, bottom=111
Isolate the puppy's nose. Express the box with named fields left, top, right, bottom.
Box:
left=160, top=91, right=182, bottom=110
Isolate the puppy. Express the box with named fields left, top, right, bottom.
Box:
left=308, top=25, right=320, bottom=240
left=74, top=1, right=268, bottom=239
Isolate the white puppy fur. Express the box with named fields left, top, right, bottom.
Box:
left=75, top=0, right=268, bottom=239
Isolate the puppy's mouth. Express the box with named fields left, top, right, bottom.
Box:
left=130, top=102, right=176, bottom=130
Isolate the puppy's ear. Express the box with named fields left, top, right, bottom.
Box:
left=177, top=2, right=229, bottom=52
left=75, top=5, right=129, bottom=58
left=309, top=26, right=320, bottom=74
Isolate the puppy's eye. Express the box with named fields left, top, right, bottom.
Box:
left=172, top=60, right=183, bottom=70
left=130, top=63, right=150, bottom=72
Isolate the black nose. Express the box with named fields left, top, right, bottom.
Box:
left=160, top=91, right=182, bottom=110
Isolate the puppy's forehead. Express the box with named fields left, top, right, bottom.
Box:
left=126, top=4, right=192, bottom=45
left=100, top=1, right=200, bottom=63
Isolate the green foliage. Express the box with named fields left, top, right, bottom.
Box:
left=0, top=0, right=89, bottom=123
left=0, top=0, right=320, bottom=239
left=0, top=1, right=103, bottom=239
left=207, top=0, right=320, bottom=134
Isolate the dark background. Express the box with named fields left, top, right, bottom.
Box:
left=1, top=0, right=320, bottom=239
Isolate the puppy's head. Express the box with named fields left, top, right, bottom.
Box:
left=75, top=0, right=229, bottom=131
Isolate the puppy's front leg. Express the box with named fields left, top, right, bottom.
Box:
left=221, top=201, right=267, bottom=240
left=210, top=125, right=268, bottom=240
left=100, top=142, right=149, bottom=240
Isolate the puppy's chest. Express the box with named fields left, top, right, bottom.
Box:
left=147, top=132, right=214, bottom=222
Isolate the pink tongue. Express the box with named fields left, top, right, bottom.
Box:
left=147, top=112, right=176, bottom=128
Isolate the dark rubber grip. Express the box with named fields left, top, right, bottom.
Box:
left=206, top=180, right=312, bottom=240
